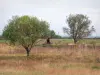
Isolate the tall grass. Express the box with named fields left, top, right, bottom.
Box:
left=0, top=41, right=100, bottom=75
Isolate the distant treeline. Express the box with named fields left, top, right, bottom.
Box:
left=1, top=35, right=99, bottom=40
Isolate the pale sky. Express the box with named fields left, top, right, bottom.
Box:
left=0, top=0, right=100, bottom=36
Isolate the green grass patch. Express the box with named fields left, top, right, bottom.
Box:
left=1, top=39, right=100, bottom=45
left=92, top=66, right=100, bottom=69
left=0, top=40, right=7, bottom=43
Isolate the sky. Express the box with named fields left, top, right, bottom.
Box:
left=0, top=0, right=100, bottom=36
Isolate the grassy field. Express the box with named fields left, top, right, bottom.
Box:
left=35, top=39, right=100, bottom=47
left=0, top=39, right=100, bottom=75
left=0, top=40, right=7, bottom=43
left=1, top=38, right=100, bottom=45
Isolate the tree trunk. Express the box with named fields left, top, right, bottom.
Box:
left=25, top=47, right=30, bottom=57
left=26, top=49, right=30, bottom=57
left=74, top=39, right=77, bottom=44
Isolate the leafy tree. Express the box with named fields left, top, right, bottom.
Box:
left=50, top=30, right=62, bottom=38
left=50, top=30, right=56, bottom=38
left=54, top=35, right=62, bottom=39
left=40, top=21, right=50, bottom=38
left=3, top=15, right=49, bottom=56
left=41, top=28, right=61, bottom=44
left=63, top=14, right=95, bottom=44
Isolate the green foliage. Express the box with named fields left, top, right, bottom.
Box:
left=92, top=66, right=100, bottom=69
left=50, top=30, right=56, bottom=38
left=50, top=30, right=62, bottom=38
left=40, top=21, right=50, bottom=38
left=3, top=15, right=49, bottom=56
left=41, top=29, right=62, bottom=39
left=63, top=14, right=95, bottom=43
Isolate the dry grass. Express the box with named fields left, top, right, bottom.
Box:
left=0, top=43, right=100, bottom=75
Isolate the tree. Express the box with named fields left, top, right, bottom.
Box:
left=3, top=15, right=49, bottom=56
left=50, top=30, right=56, bottom=38
left=50, top=30, right=62, bottom=38
left=63, top=14, right=95, bottom=44
left=41, top=29, right=61, bottom=44
left=45, top=30, right=62, bottom=44
left=39, top=21, right=51, bottom=44
left=40, top=21, right=50, bottom=38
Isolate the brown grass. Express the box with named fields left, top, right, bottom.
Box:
left=0, top=43, right=100, bottom=75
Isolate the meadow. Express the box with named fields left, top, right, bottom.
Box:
left=0, top=39, right=100, bottom=75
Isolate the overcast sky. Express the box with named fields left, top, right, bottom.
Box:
left=0, top=0, right=100, bottom=36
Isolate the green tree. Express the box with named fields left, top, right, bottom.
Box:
left=40, top=22, right=50, bottom=39
left=63, top=14, right=95, bottom=44
left=50, top=30, right=56, bottom=38
left=50, top=30, right=61, bottom=38
left=3, top=15, right=49, bottom=56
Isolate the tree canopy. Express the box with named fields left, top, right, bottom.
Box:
left=3, top=15, right=49, bottom=56
left=63, top=14, right=95, bottom=43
